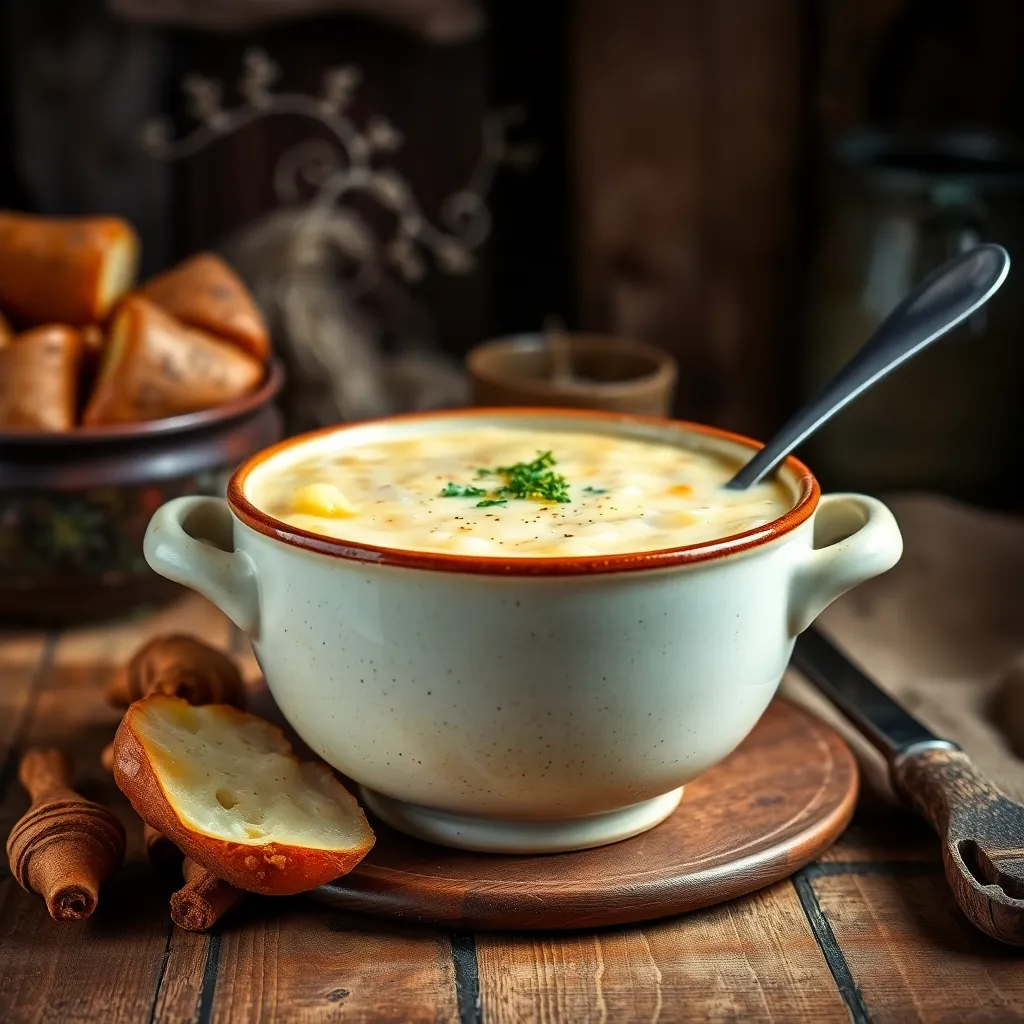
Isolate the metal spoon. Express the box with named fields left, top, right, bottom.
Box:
left=727, top=243, right=1010, bottom=490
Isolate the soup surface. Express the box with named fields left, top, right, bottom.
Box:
left=246, top=426, right=795, bottom=558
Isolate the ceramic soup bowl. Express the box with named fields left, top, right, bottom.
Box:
left=143, top=408, right=902, bottom=854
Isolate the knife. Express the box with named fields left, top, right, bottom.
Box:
left=792, top=626, right=1024, bottom=947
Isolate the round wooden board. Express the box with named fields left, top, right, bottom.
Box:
left=312, top=698, right=858, bottom=930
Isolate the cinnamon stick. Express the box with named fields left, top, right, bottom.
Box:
left=170, top=858, right=247, bottom=931
left=5, top=749, right=125, bottom=921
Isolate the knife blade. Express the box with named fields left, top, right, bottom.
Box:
left=790, top=626, right=959, bottom=761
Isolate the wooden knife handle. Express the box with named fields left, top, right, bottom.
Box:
left=892, top=746, right=1024, bottom=946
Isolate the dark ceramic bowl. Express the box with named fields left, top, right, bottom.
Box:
left=0, top=361, right=285, bottom=626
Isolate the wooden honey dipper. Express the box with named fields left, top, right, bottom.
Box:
left=6, top=749, right=126, bottom=921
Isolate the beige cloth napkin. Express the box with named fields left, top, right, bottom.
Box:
left=782, top=493, right=1024, bottom=805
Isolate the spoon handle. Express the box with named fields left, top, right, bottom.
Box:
left=728, top=243, right=1010, bottom=489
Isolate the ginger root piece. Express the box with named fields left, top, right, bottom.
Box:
left=0, top=212, right=138, bottom=325
left=108, top=634, right=247, bottom=709
left=0, top=325, right=81, bottom=431
left=112, top=697, right=374, bottom=896
left=171, top=858, right=247, bottom=931
left=139, top=252, right=269, bottom=360
left=6, top=749, right=126, bottom=921
left=82, top=296, right=263, bottom=426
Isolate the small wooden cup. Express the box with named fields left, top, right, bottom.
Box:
left=466, top=332, right=677, bottom=416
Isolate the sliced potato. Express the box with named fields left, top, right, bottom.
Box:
left=112, top=696, right=375, bottom=896
left=291, top=482, right=358, bottom=518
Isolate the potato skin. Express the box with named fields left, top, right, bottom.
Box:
left=83, top=296, right=264, bottom=426
left=0, top=325, right=81, bottom=431
left=0, top=212, right=139, bottom=325
left=139, top=252, right=269, bottom=360
left=111, top=700, right=375, bottom=896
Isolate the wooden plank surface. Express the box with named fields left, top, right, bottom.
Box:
left=571, top=0, right=805, bottom=437
left=150, top=926, right=211, bottom=1024
left=0, top=595, right=233, bottom=1023
left=208, top=904, right=459, bottom=1024
left=0, top=593, right=1022, bottom=1023
left=0, top=596, right=460, bottom=1024
left=0, top=874, right=172, bottom=1024
left=818, top=810, right=939, bottom=863
left=811, top=871, right=1024, bottom=1024
left=476, top=882, right=849, bottom=1024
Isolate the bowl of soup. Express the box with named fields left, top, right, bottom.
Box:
left=142, top=408, right=902, bottom=853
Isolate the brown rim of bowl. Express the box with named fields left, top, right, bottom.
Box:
left=0, top=360, right=285, bottom=446
left=466, top=334, right=678, bottom=398
left=227, top=407, right=820, bottom=577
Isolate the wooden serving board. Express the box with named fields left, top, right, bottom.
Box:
left=313, top=698, right=858, bottom=930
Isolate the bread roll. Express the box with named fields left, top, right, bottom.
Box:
left=0, top=212, right=138, bottom=326
left=83, top=296, right=263, bottom=425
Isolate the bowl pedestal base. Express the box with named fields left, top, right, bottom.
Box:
left=314, top=701, right=859, bottom=930
left=358, top=786, right=685, bottom=855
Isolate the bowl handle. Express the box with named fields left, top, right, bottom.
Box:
left=144, top=496, right=260, bottom=637
left=788, top=493, right=903, bottom=636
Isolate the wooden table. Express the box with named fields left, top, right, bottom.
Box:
left=1, top=594, right=1022, bottom=1024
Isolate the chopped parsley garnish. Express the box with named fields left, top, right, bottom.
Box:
left=440, top=482, right=487, bottom=498
left=484, top=450, right=572, bottom=503
left=582, top=486, right=607, bottom=495
left=439, top=450, right=572, bottom=506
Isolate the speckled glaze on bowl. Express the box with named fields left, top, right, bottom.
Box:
left=0, top=362, right=284, bottom=626
left=142, top=408, right=902, bottom=854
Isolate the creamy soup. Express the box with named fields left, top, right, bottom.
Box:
left=245, top=426, right=795, bottom=558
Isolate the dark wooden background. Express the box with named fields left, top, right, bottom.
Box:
left=2, top=0, right=1024, bottom=441
left=570, top=0, right=1024, bottom=441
